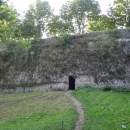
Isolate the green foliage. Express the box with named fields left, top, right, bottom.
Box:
left=0, top=0, right=2, bottom=5
left=0, top=4, right=19, bottom=44
left=107, top=0, right=130, bottom=28
left=0, top=0, right=6, bottom=6
left=102, top=86, right=130, bottom=92
left=19, top=0, right=53, bottom=38
left=88, top=14, right=116, bottom=32
left=93, top=31, right=117, bottom=57
left=47, top=15, right=67, bottom=36
left=102, top=86, right=113, bottom=91
left=72, top=86, right=130, bottom=130
left=56, top=32, right=71, bottom=48
left=59, top=1, right=75, bottom=34
left=113, top=87, right=130, bottom=92
left=60, top=0, right=101, bottom=34
left=0, top=39, right=31, bottom=70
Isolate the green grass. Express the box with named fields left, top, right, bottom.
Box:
left=72, top=86, right=130, bottom=130
left=0, top=91, right=78, bottom=130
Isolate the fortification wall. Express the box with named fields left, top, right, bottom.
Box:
left=0, top=29, right=130, bottom=93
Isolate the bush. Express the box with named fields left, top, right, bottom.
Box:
left=102, top=86, right=130, bottom=92
left=56, top=32, right=71, bottom=48
left=114, top=87, right=130, bottom=92
left=102, top=86, right=113, bottom=91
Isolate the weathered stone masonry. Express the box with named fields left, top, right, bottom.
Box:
left=0, top=29, right=130, bottom=93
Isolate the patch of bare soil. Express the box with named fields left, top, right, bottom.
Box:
left=65, top=91, right=84, bottom=130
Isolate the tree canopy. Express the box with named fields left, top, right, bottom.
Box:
left=88, top=14, right=116, bottom=32
left=1, top=0, right=130, bottom=43
left=107, top=0, right=130, bottom=28
left=19, top=0, right=53, bottom=39
left=59, top=0, right=101, bottom=34
left=0, top=2, right=19, bottom=44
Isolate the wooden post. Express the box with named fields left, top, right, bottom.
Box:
left=62, top=120, right=64, bottom=130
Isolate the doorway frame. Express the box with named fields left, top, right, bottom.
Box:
left=69, top=76, right=75, bottom=90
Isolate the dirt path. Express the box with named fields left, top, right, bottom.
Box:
left=65, top=91, right=84, bottom=130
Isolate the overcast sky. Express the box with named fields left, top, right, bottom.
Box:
left=9, top=0, right=113, bottom=15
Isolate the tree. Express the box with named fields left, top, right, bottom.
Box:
left=107, top=0, right=130, bottom=28
left=47, top=15, right=67, bottom=36
left=88, top=14, right=116, bottom=32
left=0, top=3, right=19, bottom=44
left=59, top=0, right=101, bottom=34
left=59, top=1, right=75, bottom=34
left=0, top=0, right=3, bottom=5
left=18, top=4, right=37, bottom=39
left=0, top=0, right=6, bottom=5
left=20, top=0, right=53, bottom=38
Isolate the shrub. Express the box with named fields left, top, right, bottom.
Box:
left=102, top=86, right=130, bottom=92
left=114, top=87, right=130, bottom=92
left=102, top=86, right=113, bottom=91
left=56, top=32, right=71, bottom=48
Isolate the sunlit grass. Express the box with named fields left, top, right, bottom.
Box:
left=72, top=86, right=130, bottom=130
left=0, top=91, right=78, bottom=130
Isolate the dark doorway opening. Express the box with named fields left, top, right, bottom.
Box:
left=69, top=76, right=75, bottom=90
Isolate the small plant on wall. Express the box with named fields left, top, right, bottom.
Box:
left=56, top=32, right=71, bottom=48
left=73, top=73, right=77, bottom=79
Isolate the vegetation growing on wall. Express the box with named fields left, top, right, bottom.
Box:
left=0, top=0, right=130, bottom=89
left=56, top=32, right=71, bottom=48
left=0, top=29, right=130, bottom=89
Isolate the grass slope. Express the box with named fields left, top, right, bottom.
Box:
left=0, top=91, right=78, bottom=130
left=72, top=86, right=130, bottom=130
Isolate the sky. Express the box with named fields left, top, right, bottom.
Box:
left=9, top=0, right=113, bottom=15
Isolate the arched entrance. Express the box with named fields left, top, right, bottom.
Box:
left=69, top=76, right=75, bottom=90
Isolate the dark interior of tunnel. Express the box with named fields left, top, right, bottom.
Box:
left=69, top=76, right=75, bottom=90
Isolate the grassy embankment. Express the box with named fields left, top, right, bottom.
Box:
left=0, top=91, right=78, bottom=130
left=72, top=86, right=130, bottom=130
